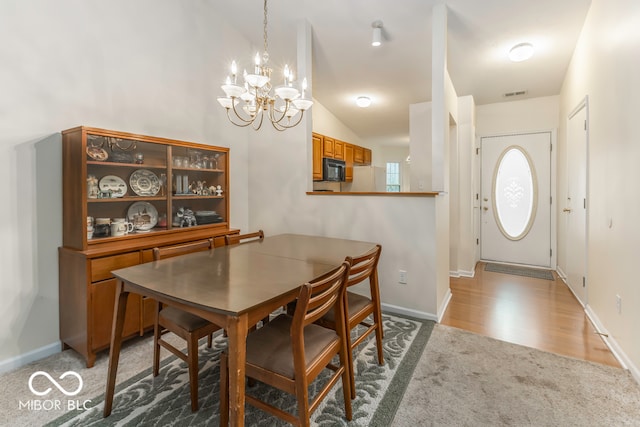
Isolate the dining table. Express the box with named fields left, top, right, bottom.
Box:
left=103, top=233, right=378, bottom=426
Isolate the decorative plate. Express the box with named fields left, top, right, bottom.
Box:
left=86, top=146, right=109, bottom=161
left=129, top=169, right=160, bottom=197
left=98, top=175, right=127, bottom=198
left=127, top=202, right=158, bottom=231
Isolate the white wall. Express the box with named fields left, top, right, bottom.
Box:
left=476, top=96, right=560, bottom=136
left=558, top=0, right=640, bottom=381
left=0, top=0, right=251, bottom=370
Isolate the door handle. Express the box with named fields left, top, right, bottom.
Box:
left=563, top=208, right=572, bottom=213
left=483, top=206, right=489, bottom=211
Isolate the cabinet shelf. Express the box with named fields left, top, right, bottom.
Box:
left=88, top=196, right=168, bottom=203
left=173, top=195, right=225, bottom=200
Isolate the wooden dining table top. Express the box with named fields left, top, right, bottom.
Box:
left=111, top=233, right=378, bottom=318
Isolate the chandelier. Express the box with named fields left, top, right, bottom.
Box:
left=217, top=0, right=313, bottom=131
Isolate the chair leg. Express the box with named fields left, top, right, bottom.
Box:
left=296, top=379, right=311, bottom=427
left=347, top=337, right=356, bottom=400
left=373, top=307, right=385, bottom=366
left=153, top=302, right=162, bottom=377
left=187, top=334, right=199, bottom=411
left=219, top=353, right=229, bottom=427
left=339, top=347, right=353, bottom=421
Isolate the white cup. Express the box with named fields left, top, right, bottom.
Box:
left=110, top=219, right=134, bottom=236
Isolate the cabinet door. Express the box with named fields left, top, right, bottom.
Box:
left=91, top=278, right=141, bottom=350
left=364, top=148, right=372, bottom=165
left=354, top=145, right=364, bottom=164
left=345, top=144, right=354, bottom=182
left=312, top=133, right=323, bottom=180
left=334, top=140, right=344, bottom=160
left=322, top=136, right=335, bottom=158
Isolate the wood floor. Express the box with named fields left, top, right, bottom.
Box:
left=440, top=262, right=620, bottom=367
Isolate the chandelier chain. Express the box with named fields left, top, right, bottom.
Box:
left=263, top=0, right=268, bottom=61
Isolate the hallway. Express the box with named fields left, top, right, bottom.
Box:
left=440, top=262, right=620, bottom=367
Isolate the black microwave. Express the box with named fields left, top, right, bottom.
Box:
left=322, top=158, right=346, bottom=182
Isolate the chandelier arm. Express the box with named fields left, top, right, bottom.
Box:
left=252, top=109, right=265, bottom=131
left=225, top=109, right=256, bottom=128
left=229, top=97, right=259, bottom=125
left=267, top=100, right=296, bottom=126
left=272, top=110, right=305, bottom=130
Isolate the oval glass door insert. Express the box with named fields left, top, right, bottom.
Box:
left=492, top=146, right=537, bottom=240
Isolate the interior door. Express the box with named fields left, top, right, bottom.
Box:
left=565, top=103, right=588, bottom=304
left=481, top=132, right=552, bottom=267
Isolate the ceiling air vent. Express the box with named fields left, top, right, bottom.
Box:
left=503, top=90, right=528, bottom=98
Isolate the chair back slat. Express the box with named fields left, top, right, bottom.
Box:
left=293, top=262, right=350, bottom=329
left=345, top=245, right=382, bottom=287
left=152, top=238, right=213, bottom=261
left=225, top=230, right=264, bottom=246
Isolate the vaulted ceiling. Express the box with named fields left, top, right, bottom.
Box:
left=220, top=0, right=591, bottom=146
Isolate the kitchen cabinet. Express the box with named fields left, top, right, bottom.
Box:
left=345, top=143, right=354, bottom=182
left=312, top=133, right=323, bottom=180
left=364, top=148, right=372, bottom=165
left=311, top=132, right=370, bottom=183
left=322, top=136, right=335, bottom=158
left=334, top=140, right=344, bottom=160
left=59, top=126, right=238, bottom=367
left=354, top=145, right=364, bottom=164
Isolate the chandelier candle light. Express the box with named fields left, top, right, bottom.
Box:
left=217, top=0, right=313, bottom=131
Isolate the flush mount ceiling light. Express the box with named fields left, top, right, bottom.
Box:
left=217, top=0, right=313, bottom=131
left=371, top=21, right=383, bottom=47
left=356, top=96, right=372, bottom=108
left=508, top=42, right=535, bottom=62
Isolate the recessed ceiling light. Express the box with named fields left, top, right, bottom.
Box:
left=508, top=43, right=534, bottom=62
left=356, top=96, right=372, bottom=108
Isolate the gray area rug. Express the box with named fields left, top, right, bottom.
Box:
left=393, top=324, right=640, bottom=426
left=46, top=313, right=434, bottom=426
left=484, top=262, right=555, bottom=280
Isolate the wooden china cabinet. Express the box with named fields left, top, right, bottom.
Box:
left=58, top=126, right=238, bottom=367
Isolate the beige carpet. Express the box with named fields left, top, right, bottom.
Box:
left=393, top=324, right=640, bottom=426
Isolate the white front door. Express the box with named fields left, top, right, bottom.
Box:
left=481, top=132, right=552, bottom=267
left=565, top=102, right=588, bottom=304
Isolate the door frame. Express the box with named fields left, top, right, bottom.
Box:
left=476, top=129, right=557, bottom=268
left=563, top=96, right=590, bottom=304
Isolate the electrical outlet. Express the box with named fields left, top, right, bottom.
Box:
left=399, top=270, right=407, bottom=284
left=616, top=294, right=622, bottom=314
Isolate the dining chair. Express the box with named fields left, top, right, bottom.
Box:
left=151, top=238, right=221, bottom=412
left=219, top=261, right=353, bottom=427
left=224, top=229, right=264, bottom=245
left=316, top=244, right=383, bottom=399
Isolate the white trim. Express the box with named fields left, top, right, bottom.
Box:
left=449, top=269, right=475, bottom=278
left=0, top=341, right=61, bottom=374
left=382, top=302, right=438, bottom=322
left=585, top=305, right=640, bottom=385
left=437, top=288, right=453, bottom=322
left=556, top=265, right=567, bottom=282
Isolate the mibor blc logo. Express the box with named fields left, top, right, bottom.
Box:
left=19, top=370, right=92, bottom=411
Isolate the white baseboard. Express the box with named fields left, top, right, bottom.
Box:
left=556, top=265, right=567, bottom=282
left=438, top=288, right=453, bottom=323
left=585, top=305, right=640, bottom=385
left=0, top=341, right=61, bottom=375
left=382, top=303, right=438, bottom=322
left=449, top=269, right=475, bottom=278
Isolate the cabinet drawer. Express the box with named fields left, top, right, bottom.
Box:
left=90, top=252, right=140, bottom=282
